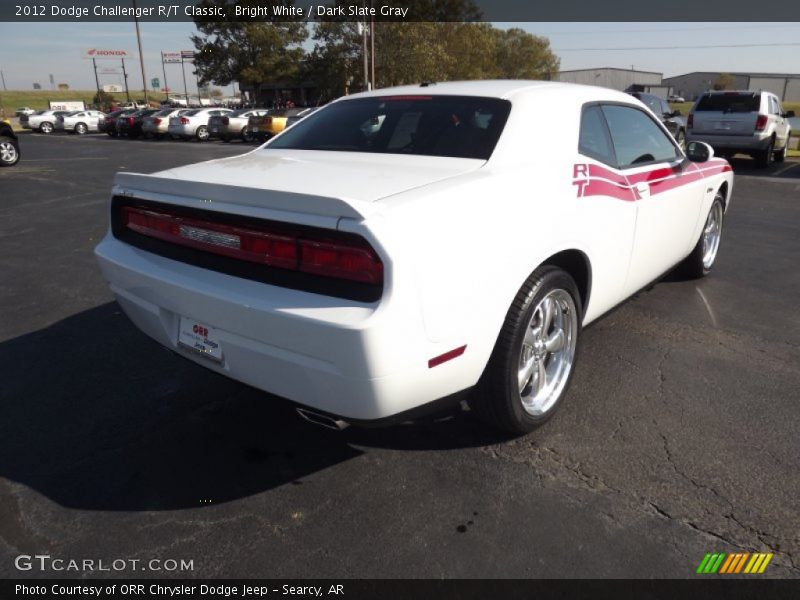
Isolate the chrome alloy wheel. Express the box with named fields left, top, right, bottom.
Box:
left=701, top=200, right=723, bottom=270
left=0, top=140, right=18, bottom=164
left=518, top=289, right=578, bottom=417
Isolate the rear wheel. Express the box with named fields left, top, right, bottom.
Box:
left=241, top=127, right=254, bottom=143
left=675, top=129, right=686, bottom=151
left=680, top=192, right=724, bottom=279
left=74, top=122, right=88, bottom=135
left=470, top=266, right=581, bottom=435
left=196, top=126, right=209, bottom=141
left=0, top=136, right=20, bottom=166
left=774, top=142, right=787, bottom=163
left=756, top=138, right=775, bottom=168
left=39, top=122, right=53, bottom=134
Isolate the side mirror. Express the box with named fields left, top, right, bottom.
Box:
left=784, top=110, right=795, bottom=118
left=686, top=141, right=715, bottom=163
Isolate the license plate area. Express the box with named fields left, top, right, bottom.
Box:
left=178, top=317, right=223, bottom=362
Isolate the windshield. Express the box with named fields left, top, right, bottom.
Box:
left=268, top=95, right=511, bottom=160
left=696, top=93, right=760, bottom=113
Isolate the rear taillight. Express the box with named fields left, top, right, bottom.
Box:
left=222, top=117, right=229, bottom=125
left=127, top=117, right=134, bottom=126
left=180, top=117, right=190, bottom=124
left=687, top=114, right=693, bottom=129
left=264, top=117, right=272, bottom=125
left=121, top=206, right=383, bottom=285
left=755, top=115, right=768, bottom=131
left=154, top=118, right=162, bottom=125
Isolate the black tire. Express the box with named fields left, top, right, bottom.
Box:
left=74, top=123, right=88, bottom=135
left=774, top=142, right=787, bottom=163
left=196, top=126, right=209, bottom=141
left=241, top=127, right=253, bottom=143
left=221, top=134, right=230, bottom=143
left=756, top=138, right=774, bottom=168
left=470, top=266, right=582, bottom=435
left=679, top=192, right=725, bottom=279
left=0, top=136, right=20, bottom=167
left=39, top=122, right=53, bottom=134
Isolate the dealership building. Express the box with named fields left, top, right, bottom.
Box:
left=557, top=68, right=800, bottom=102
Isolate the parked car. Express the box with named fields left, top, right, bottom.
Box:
left=101, top=110, right=134, bottom=136
left=668, top=95, right=685, bottom=103
left=95, top=81, right=733, bottom=434
left=248, top=108, right=308, bottom=142
left=628, top=92, right=686, bottom=149
left=20, top=110, right=70, bottom=134
left=0, top=119, right=20, bottom=167
left=142, top=108, right=190, bottom=139
left=55, top=110, right=106, bottom=134
left=168, top=107, right=234, bottom=141
left=15, top=107, right=36, bottom=117
left=105, top=108, right=137, bottom=137
left=116, top=109, right=161, bottom=139
left=208, top=109, right=270, bottom=142
left=687, top=90, right=794, bottom=167
left=285, top=107, right=319, bottom=129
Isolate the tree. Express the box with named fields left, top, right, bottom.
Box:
left=713, top=73, right=736, bottom=91
left=93, top=90, right=114, bottom=111
left=190, top=1, right=308, bottom=102
left=57, top=83, right=69, bottom=91
left=304, top=21, right=364, bottom=101
left=493, top=28, right=560, bottom=80
left=210, top=88, right=224, bottom=99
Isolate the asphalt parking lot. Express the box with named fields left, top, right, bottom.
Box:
left=1, top=133, right=799, bottom=579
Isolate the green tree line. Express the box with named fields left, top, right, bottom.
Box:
left=190, top=1, right=559, bottom=104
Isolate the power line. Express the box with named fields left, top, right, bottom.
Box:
left=540, top=24, right=800, bottom=36
left=556, top=42, right=800, bottom=52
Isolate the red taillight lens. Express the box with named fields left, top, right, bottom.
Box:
left=121, top=206, right=383, bottom=285
left=180, top=117, right=190, bottom=124
left=687, top=114, right=693, bottom=129
left=755, top=115, right=768, bottom=131
left=264, top=117, right=272, bottom=125
left=299, top=240, right=383, bottom=284
left=127, top=117, right=134, bottom=126
left=222, top=117, right=229, bottom=125
left=154, top=118, right=162, bottom=125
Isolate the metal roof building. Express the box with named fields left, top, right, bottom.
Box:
left=662, top=72, right=800, bottom=102
left=557, top=67, right=663, bottom=93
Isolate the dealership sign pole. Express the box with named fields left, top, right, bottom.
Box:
left=181, top=51, right=195, bottom=106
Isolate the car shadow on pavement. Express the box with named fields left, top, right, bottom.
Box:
left=0, top=303, right=504, bottom=512
left=727, top=156, right=800, bottom=178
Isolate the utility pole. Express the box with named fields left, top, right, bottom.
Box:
left=92, top=58, right=100, bottom=94
left=160, top=52, right=170, bottom=101
left=1, top=69, right=7, bottom=91
left=132, top=0, right=148, bottom=104
left=370, top=15, right=375, bottom=89
left=121, top=59, right=130, bottom=102
left=361, top=21, right=369, bottom=91
left=181, top=58, right=189, bottom=106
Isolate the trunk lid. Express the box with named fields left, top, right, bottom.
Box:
left=113, top=149, right=484, bottom=220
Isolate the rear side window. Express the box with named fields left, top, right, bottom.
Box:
left=602, top=105, right=678, bottom=168
left=695, top=93, right=760, bottom=112
left=268, top=95, right=511, bottom=160
left=578, top=106, right=615, bottom=165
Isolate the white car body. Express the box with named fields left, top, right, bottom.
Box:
left=95, top=81, right=733, bottom=425
left=21, top=110, right=69, bottom=133
left=167, top=108, right=234, bottom=140
left=142, top=108, right=190, bottom=137
left=56, top=110, right=106, bottom=133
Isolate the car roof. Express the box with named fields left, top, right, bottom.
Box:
left=343, top=80, right=637, bottom=106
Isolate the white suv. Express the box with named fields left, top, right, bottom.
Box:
left=686, top=90, right=794, bottom=167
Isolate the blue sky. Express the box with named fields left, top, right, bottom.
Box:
left=1, top=22, right=799, bottom=91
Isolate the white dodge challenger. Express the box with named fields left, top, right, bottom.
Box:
left=95, top=81, right=733, bottom=434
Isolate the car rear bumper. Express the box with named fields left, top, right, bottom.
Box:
left=686, top=132, right=773, bottom=152
left=94, top=234, right=473, bottom=421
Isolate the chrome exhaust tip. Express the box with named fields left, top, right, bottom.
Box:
left=296, top=408, right=349, bottom=431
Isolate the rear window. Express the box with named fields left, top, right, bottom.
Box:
left=695, top=93, right=760, bottom=113
left=268, top=95, right=511, bottom=160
